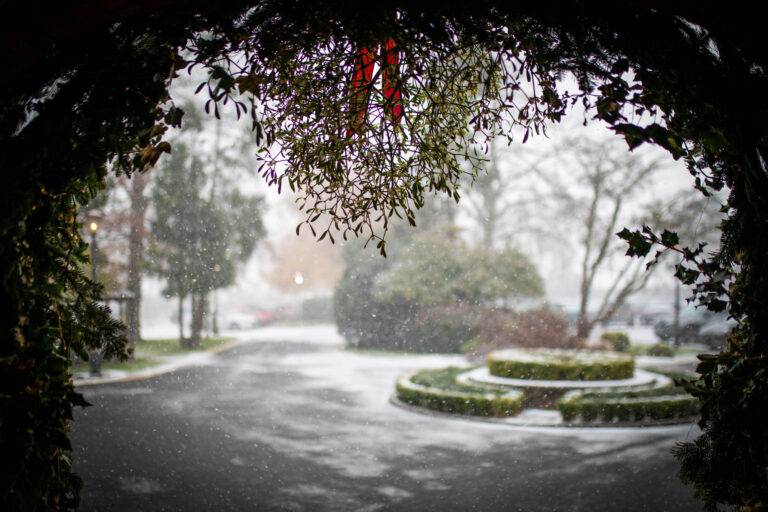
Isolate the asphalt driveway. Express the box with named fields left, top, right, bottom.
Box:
left=72, top=326, right=702, bottom=511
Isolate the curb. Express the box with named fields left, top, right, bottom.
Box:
left=389, top=394, right=698, bottom=432
left=74, top=338, right=242, bottom=387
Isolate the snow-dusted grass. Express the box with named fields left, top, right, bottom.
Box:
left=73, top=336, right=232, bottom=383
left=137, top=336, right=231, bottom=356
left=393, top=364, right=694, bottom=426
left=487, top=348, right=635, bottom=381
left=74, top=357, right=157, bottom=374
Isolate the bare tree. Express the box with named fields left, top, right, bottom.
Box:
left=462, top=140, right=560, bottom=250
left=552, top=137, right=665, bottom=339
left=119, top=171, right=151, bottom=348
left=79, top=174, right=149, bottom=352
left=643, top=191, right=724, bottom=342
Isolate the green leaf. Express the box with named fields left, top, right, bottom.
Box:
left=617, top=228, right=652, bottom=257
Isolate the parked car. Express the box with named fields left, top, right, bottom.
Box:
left=654, top=308, right=733, bottom=349
left=224, top=313, right=258, bottom=330
left=255, top=310, right=280, bottom=326
left=698, top=316, right=737, bottom=350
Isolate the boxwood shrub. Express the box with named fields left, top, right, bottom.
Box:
left=395, top=368, right=524, bottom=417
left=600, top=331, right=631, bottom=352
left=487, top=349, right=635, bottom=381
left=558, top=389, right=699, bottom=423
left=646, top=343, right=675, bottom=357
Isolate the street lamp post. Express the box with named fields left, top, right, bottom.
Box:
left=89, top=221, right=98, bottom=282
left=88, top=221, right=102, bottom=376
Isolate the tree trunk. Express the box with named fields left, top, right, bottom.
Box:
left=125, top=173, right=149, bottom=351
left=576, top=314, right=593, bottom=341
left=482, top=213, right=495, bottom=249
left=189, top=292, right=207, bottom=348
left=577, top=266, right=593, bottom=341
left=673, top=281, right=681, bottom=346
left=211, top=291, right=219, bottom=336
left=178, top=294, right=186, bottom=347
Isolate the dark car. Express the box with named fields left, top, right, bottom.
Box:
left=654, top=308, right=733, bottom=350
left=698, top=316, right=737, bottom=350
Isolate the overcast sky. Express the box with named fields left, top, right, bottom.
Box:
left=139, top=76, right=706, bottom=335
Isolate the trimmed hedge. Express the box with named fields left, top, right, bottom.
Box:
left=395, top=368, right=524, bottom=417
left=487, top=349, right=635, bottom=381
left=558, top=390, right=699, bottom=423
left=646, top=343, right=675, bottom=357
left=600, top=331, right=631, bottom=352
left=580, top=385, right=688, bottom=399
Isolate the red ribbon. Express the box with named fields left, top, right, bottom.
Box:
left=347, top=40, right=402, bottom=137
left=347, top=47, right=375, bottom=137
left=382, top=38, right=403, bottom=125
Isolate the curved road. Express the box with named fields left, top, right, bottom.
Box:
left=72, top=326, right=702, bottom=511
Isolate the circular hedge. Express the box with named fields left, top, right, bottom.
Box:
left=558, top=387, right=699, bottom=424
left=487, top=349, right=635, bottom=381
left=395, top=367, right=524, bottom=417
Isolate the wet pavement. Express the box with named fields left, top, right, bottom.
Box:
left=72, top=326, right=702, bottom=511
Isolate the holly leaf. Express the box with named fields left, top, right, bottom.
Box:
left=617, top=228, right=652, bottom=257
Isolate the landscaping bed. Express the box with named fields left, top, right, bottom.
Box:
left=396, top=367, right=524, bottom=417
left=395, top=362, right=697, bottom=426
left=558, top=390, right=699, bottom=424
left=557, top=367, right=698, bottom=424
left=487, top=349, right=634, bottom=381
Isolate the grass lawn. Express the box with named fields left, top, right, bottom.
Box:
left=73, top=357, right=159, bottom=374
left=74, top=336, right=232, bottom=375
left=136, top=336, right=232, bottom=357
left=410, top=367, right=504, bottom=395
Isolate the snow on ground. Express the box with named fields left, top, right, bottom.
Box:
left=590, top=324, right=660, bottom=345
left=141, top=323, right=345, bottom=345
left=74, top=323, right=702, bottom=511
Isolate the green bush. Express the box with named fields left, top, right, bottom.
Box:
left=334, top=244, right=480, bottom=353
left=646, top=343, right=675, bottom=357
left=580, top=385, right=689, bottom=399
left=600, top=331, right=631, bottom=352
left=334, top=227, right=544, bottom=353
left=487, top=349, right=635, bottom=381
left=375, top=232, right=544, bottom=306
left=300, top=296, right=335, bottom=322
left=407, top=305, right=482, bottom=353
left=395, top=368, right=524, bottom=417
left=558, top=390, right=699, bottom=423
left=334, top=246, right=414, bottom=350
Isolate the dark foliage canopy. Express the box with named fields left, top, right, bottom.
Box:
left=2, top=1, right=767, bottom=510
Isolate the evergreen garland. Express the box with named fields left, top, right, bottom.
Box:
left=2, top=2, right=767, bottom=509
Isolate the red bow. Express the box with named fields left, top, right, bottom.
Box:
left=346, top=39, right=403, bottom=137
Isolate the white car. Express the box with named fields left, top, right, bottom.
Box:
left=223, top=313, right=257, bottom=330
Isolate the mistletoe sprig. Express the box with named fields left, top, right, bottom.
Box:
left=183, top=15, right=568, bottom=254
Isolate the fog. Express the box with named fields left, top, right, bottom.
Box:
left=133, top=86, right=705, bottom=339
